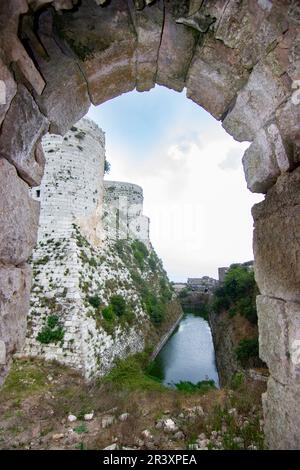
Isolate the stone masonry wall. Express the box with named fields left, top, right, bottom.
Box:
left=31, top=118, right=105, bottom=247
left=23, top=117, right=175, bottom=379
left=103, top=180, right=150, bottom=246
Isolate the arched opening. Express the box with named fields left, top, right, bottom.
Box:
left=0, top=0, right=299, bottom=449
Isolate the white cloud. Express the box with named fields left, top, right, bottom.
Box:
left=88, top=88, right=264, bottom=281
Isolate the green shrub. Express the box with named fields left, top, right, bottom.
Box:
left=47, top=315, right=59, bottom=329
left=132, top=240, right=149, bottom=269
left=102, top=305, right=114, bottom=322
left=230, top=371, right=246, bottom=390
left=235, top=338, right=259, bottom=364
left=149, top=303, right=165, bottom=325
left=37, top=316, right=64, bottom=344
left=175, top=380, right=216, bottom=394
left=148, top=254, right=157, bottom=271
left=104, top=159, right=111, bottom=174
left=210, top=265, right=258, bottom=324
left=35, top=256, right=50, bottom=266
left=110, top=295, right=126, bottom=317
left=88, top=296, right=101, bottom=309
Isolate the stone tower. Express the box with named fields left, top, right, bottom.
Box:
left=31, top=118, right=106, bottom=247
left=23, top=117, right=165, bottom=379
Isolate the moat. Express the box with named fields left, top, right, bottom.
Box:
left=149, top=313, right=219, bottom=388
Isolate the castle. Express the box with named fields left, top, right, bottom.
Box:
left=23, top=118, right=174, bottom=379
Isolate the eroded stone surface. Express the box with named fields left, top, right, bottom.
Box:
left=0, top=58, right=17, bottom=126
left=276, top=98, right=300, bottom=164
left=253, top=168, right=300, bottom=302
left=31, top=11, right=90, bottom=135
left=0, top=85, right=48, bottom=186
left=156, top=1, right=199, bottom=92
left=54, top=0, right=137, bottom=106
left=0, top=265, right=31, bottom=385
left=186, top=34, right=249, bottom=120
left=128, top=0, right=164, bottom=92
left=215, top=0, right=289, bottom=69
left=223, top=61, right=290, bottom=142
left=0, top=158, right=39, bottom=265
left=242, top=126, right=290, bottom=194
left=257, top=296, right=300, bottom=385
left=263, top=378, right=300, bottom=449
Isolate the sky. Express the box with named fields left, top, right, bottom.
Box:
left=87, top=85, right=264, bottom=282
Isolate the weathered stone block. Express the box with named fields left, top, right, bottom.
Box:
left=242, top=126, right=290, bottom=193
left=156, top=1, right=199, bottom=92
left=128, top=0, right=164, bottom=92
left=0, top=158, right=39, bottom=265
left=215, top=0, right=289, bottom=69
left=0, top=84, right=48, bottom=186
left=0, top=265, right=31, bottom=385
left=223, top=61, right=290, bottom=142
left=186, top=35, right=249, bottom=120
left=263, top=378, right=300, bottom=449
left=0, top=58, right=17, bottom=126
left=252, top=167, right=300, bottom=302
left=257, top=296, right=300, bottom=385
left=32, top=11, right=90, bottom=135
left=276, top=98, right=300, bottom=165
left=54, top=0, right=137, bottom=107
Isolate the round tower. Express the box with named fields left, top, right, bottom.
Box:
left=31, top=118, right=105, bottom=246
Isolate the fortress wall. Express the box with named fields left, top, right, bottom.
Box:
left=31, top=118, right=105, bottom=245
left=103, top=180, right=150, bottom=245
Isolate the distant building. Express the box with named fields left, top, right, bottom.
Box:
left=187, top=276, right=218, bottom=293
left=218, top=261, right=254, bottom=283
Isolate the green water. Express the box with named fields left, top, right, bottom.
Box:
left=149, top=313, right=219, bottom=388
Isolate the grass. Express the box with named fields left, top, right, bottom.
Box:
left=175, top=380, right=216, bottom=394
left=0, top=358, right=266, bottom=450
left=0, top=360, right=48, bottom=401
left=102, top=353, right=165, bottom=392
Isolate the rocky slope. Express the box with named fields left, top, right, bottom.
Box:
left=24, top=226, right=181, bottom=379
left=0, top=357, right=266, bottom=450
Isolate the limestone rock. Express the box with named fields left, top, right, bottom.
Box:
left=156, top=1, right=199, bottom=92
left=33, top=11, right=90, bottom=135
left=103, top=443, right=118, bottom=450
left=215, top=0, right=288, bottom=69
left=257, top=296, right=300, bottom=385
left=276, top=98, right=300, bottom=164
left=52, top=433, right=64, bottom=440
left=163, top=418, right=178, bottom=433
left=0, top=85, right=48, bottom=186
left=186, top=35, right=249, bottom=120
left=0, top=265, right=31, bottom=385
left=242, top=127, right=289, bottom=194
left=252, top=167, right=300, bottom=302
left=128, top=0, right=164, bottom=92
left=84, top=412, right=94, bottom=421
left=223, top=61, right=290, bottom=142
left=0, top=158, right=39, bottom=265
left=119, top=412, right=129, bottom=422
left=263, top=378, right=300, bottom=449
left=54, top=0, right=137, bottom=106
left=68, top=414, right=77, bottom=422
left=0, top=58, right=17, bottom=126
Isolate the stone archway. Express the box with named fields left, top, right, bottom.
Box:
left=0, top=0, right=299, bottom=449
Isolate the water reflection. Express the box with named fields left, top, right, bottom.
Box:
left=150, top=314, right=219, bottom=388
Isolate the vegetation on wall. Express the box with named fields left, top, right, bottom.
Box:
left=114, top=239, right=173, bottom=327
left=37, top=315, right=64, bottom=345
left=235, top=338, right=260, bottom=366
left=210, top=265, right=258, bottom=325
